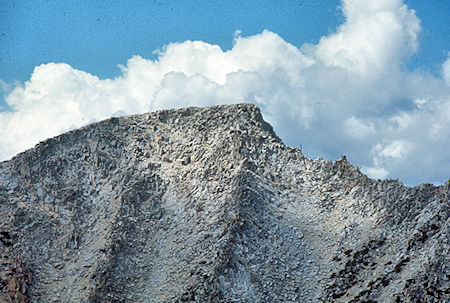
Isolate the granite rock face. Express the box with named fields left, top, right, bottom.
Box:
left=0, top=103, right=448, bottom=302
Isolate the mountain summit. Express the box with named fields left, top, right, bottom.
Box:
left=0, top=104, right=448, bottom=302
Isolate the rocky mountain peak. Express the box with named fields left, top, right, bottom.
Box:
left=0, top=103, right=448, bottom=302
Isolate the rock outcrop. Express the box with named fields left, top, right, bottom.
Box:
left=0, top=103, right=448, bottom=302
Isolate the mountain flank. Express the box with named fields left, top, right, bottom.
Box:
left=0, top=103, right=448, bottom=302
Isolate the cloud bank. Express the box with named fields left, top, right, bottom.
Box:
left=1, top=0, right=449, bottom=185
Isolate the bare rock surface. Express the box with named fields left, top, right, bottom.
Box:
left=0, top=103, right=448, bottom=302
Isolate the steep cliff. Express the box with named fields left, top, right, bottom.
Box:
left=0, top=104, right=448, bottom=302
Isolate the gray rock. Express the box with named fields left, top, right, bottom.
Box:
left=0, top=103, right=448, bottom=302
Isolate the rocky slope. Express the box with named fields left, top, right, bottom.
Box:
left=0, top=103, right=448, bottom=302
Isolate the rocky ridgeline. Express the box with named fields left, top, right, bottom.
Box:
left=0, top=103, right=448, bottom=302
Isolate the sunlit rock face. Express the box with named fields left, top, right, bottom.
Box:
left=0, top=103, right=448, bottom=302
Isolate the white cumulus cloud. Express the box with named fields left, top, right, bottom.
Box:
left=1, top=0, right=449, bottom=185
left=443, top=55, right=450, bottom=86
left=312, top=0, right=421, bottom=77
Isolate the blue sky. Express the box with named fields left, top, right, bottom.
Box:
left=1, top=0, right=448, bottom=82
left=0, top=0, right=449, bottom=185
left=1, top=0, right=342, bottom=82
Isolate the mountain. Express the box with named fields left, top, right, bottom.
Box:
left=0, top=104, right=448, bottom=302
